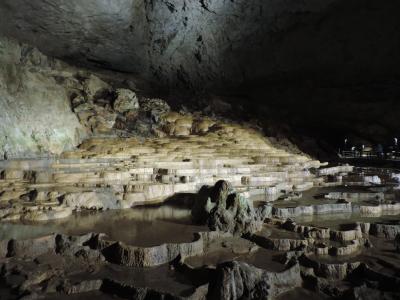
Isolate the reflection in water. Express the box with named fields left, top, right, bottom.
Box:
left=272, top=185, right=390, bottom=208
left=1, top=181, right=399, bottom=247
left=186, top=247, right=285, bottom=273
left=0, top=205, right=208, bottom=247
left=266, top=184, right=400, bottom=230
left=238, top=247, right=286, bottom=272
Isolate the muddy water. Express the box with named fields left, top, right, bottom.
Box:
left=238, top=247, right=286, bottom=271
left=0, top=205, right=208, bottom=247
left=267, top=225, right=304, bottom=239
left=185, top=242, right=285, bottom=272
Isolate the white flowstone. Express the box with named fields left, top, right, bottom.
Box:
left=64, top=192, right=119, bottom=210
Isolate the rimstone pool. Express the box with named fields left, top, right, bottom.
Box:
left=0, top=166, right=399, bottom=299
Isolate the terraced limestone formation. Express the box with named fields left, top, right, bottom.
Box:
left=1, top=2, right=400, bottom=299
left=1, top=165, right=400, bottom=299
left=0, top=119, right=321, bottom=222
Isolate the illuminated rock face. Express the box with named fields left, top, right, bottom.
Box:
left=1, top=1, right=400, bottom=159
left=0, top=0, right=399, bottom=91
left=1, top=3, right=400, bottom=300
left=0, top=38, right=86, bottom=159
left=0, top=114, right=321, bottom=221
left=191, top=180, right=269, bottom=236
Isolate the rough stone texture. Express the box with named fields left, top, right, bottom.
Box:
left=281, top=220, right=330, bottom=240
left=0, top=167, right=399, bottom=299
left=8, top=235, right=56, bottom=258
left=273, top=203, right=353, bottom=219
left=1, top=1, right=400, bottom=160
left=395, top=233, right=400, bottom=252
left=113, top=89, right=139, bottom=114
left=278, top=219, right=371, bottom=256
left=60, top=279, right=103, bottom=295
left=349, top=286, right=400, bottom=300
left=347, top=264, right=400, bottom=296
left=0, top=36, right=180, bottom=158
left=370, top=223, right=400, bottom=240
left=191, top=180, right=268, bottom=236
left=330, top=225, right=363, bottom=242
left=300, top=254, right=360, bottom=280
left=83, top=75, right=111, bottom=100
left=208, top=260, right=302, bottom=300
left=140, top=98, right=171, bottom=123
left=1, top=1, right=399, bottom=91
left=0, top=37, right=85, bottom=158
left=0, top=120, right=319, bottom=222
left=63, top=192, right=120, bottom=211
left=101, top=236, right=203, bottom=267
left=251, top=234, right=313, bottom=252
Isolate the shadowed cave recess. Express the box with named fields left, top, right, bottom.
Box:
left=0, top=1, right=400, bottom=300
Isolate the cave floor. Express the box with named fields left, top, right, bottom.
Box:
left=0, top=122, right=399, bottom=298
left=0, top=166, right=399, bottom=299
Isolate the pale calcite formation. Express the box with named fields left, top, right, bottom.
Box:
left=0, top=37, right=86, bottom=158
left=0, top=117, right=322, bottom=221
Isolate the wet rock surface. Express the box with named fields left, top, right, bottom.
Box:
left=208, top=260, right=302, bottom=300
left=192, top=180, right=267, bottom=236
left=0, top=2, right=399, bottom=299
left=0, top=37, right=86, bottom=159
left=0, top=167, right=399, bottom=299
left=0, top=98, right=320, bottom=223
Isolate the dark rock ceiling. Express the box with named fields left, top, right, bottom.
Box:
left=1, top=0, right=399, bottom=91
left=1, top=0, right=400, bottom=158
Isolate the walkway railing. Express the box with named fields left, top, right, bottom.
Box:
left=338, top=150, right=400, bottom=160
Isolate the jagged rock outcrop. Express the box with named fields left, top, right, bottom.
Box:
left=207, top=260, right=302, bottom=300
left=0, top=167, right=399, bottom=299
left=0, top=37, right=178, bottom=158
left=191, top=180, right=268, bottom=236
left=100, top=235, right=204, bottom=267
left=113, top=89, right=139, bottom=114
left=0, top=37, right=86, bottom=158
left=370, top=223, right=400, bottom=239
left=300, top=255, right=361, bottom=280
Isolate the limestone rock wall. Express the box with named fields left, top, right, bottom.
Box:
left=0, top=0, right=398, bottom=91
left=0, top=37, right=86, bottom=158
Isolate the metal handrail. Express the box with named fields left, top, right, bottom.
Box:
left=338, top=149, right=400, bottom=160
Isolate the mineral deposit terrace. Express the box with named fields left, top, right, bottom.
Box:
left=1, top=2, right=400, bottom=298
